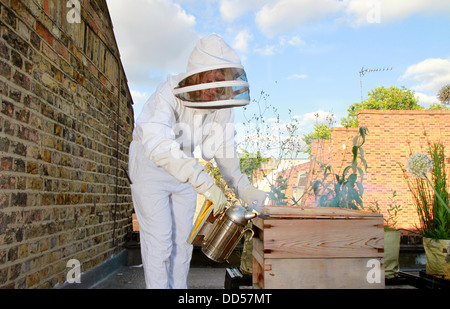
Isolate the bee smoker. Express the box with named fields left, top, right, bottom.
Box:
left=201, top=205, right=256, bottom=263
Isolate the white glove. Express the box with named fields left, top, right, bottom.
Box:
left=241, top=186, right=267, bottom=213
left=204, top=184, right=227, bottom=216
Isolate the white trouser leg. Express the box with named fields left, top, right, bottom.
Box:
left=131, top=184, right=172, bottom=289
left=168, top=185, right=196, bottom=288
left=128, top=141, right=197, bottom=289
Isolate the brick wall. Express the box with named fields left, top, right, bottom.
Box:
left=0, top=0, right=134, bottom=288
left=308, top=110, right=450, bottom=230
left=358, top=110, right=450, bottom=229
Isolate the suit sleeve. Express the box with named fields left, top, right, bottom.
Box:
left=208, top=109, right=251, bottom=197
left=134, top=83, right=213, bottom=194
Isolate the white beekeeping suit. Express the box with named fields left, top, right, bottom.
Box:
left=128, top=34, right=266, bottom=289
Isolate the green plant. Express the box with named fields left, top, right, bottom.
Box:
left=340, top=86, right=422, bottom=128
left=369, top=191, right=403, bottom=231
left=268, top=175, right=288, bottom=206
left=301, top=114, right=333, bottom=157
left=239, top=150, right=268, bottom=183
left=310, top=126, right=369, bottom=210
left=401, top=142, right=450, bottom=239
left=239, top=90, right=306, bottom=206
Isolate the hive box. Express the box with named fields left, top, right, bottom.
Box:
left=252, top=206, right=384, bottom=289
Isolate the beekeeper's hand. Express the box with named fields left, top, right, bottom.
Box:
left=204, top=184, right=227, bottom=216
left=241, top=186, right=267, bottom=213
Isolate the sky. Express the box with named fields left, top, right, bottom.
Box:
left=105, top=0, right=450, bottom=158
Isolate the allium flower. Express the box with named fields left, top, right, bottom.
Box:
left=406, top=152, right=434, bottom=178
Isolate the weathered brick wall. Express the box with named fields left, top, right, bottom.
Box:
left=308, top=110, right=450, bottom=230
left=0, top=0, right=134, bottom=288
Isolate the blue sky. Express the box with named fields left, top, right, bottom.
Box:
left=106, top=0, right=450, bottom=157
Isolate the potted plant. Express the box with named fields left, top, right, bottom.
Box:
left=401, top=142, right=450, bottom=280
left=369, top=191, right=403, bottom=279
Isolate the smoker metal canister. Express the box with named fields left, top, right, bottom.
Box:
left=201, top=205, right=256, bottom=263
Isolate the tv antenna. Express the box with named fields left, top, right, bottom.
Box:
left=359, top=67, right=392, bottom=108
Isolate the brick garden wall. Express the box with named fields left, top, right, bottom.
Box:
left=307, top=110, right=450, bottom=230
left=0, top=0, right=134, bottom=288
left=358, top=110, right=450, bottom=230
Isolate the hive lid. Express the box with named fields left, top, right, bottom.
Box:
left=260, top=206, right=382, bottom=219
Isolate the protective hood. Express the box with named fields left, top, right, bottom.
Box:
left=173, top=34, right=250, bottom=109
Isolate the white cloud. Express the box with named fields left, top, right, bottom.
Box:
left=297, top=110, right=335, bottom=127
left=343, top=0, right=450, bottom=26
left=255, top=45, right=277, bottom=56
left=267, top=117, right=279, bottom=123
left=233, top=30, right=253, bottom=53
left=261, top=111, right=334, bottom=135
left=255, top=0, right=342, bottom=37
left=252, top=34, right=306, bottom=56
left=238, top=120, right=307, bottom=156
left=106, top=0, right=200, bottom=88
left=415, top=92, right=439, bottom=106
left=279, top=35, right=305, bottom=47
left=401, top=58, right=450, bottom=94
left=130, top=90, right=149, bottom=107
left=219, top=0, right=266, bottom=21
left=251, top=0, right=450, bottom=36
left=270, top=121, right=303, bottom=133
left=286, top=74, right=307, bottom=80
left=237, top=110, right=336, bottom=156
left=287, top=36, right=304, bottom=46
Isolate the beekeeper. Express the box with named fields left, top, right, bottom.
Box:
left=128, top=34, right=267, bottom=289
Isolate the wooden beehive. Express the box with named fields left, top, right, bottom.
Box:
left=252, top=206, right=385, bottom=289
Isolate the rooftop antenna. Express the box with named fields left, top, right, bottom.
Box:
left=359, top=67, right=392, bottom=108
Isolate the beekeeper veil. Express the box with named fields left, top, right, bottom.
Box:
left=173, top=34, right=250, bottom=109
